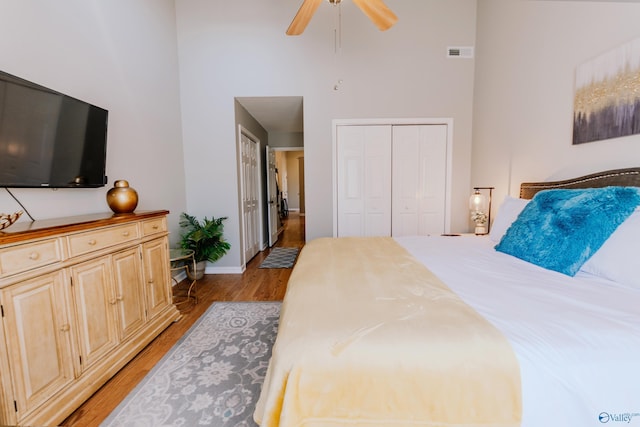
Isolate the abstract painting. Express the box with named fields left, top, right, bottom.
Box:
left=573, top=38, right=640, bottom=145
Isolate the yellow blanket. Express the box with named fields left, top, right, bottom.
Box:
left=254, top=237, right=521, bottom=427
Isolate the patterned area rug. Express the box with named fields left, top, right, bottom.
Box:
left=101, top=302, right=281, bottom=427
left=259, top=247, right=300, bottom=269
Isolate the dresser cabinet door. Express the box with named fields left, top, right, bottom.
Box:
left=142, top=237, right=171, bottom=320
left=112, top=247, right=146, bottom=340
left=70, top=258, right=119, bottom=371
left=1, top=272, right=75, bottom=420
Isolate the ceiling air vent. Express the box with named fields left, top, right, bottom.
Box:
left=447, top=46, right=474, bottom=59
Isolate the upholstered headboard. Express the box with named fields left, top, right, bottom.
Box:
left=519, top=167, right=640, bottom=199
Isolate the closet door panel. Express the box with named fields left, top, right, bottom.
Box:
left=364, top=148, right=391, bottom=235
left=417, top=125, right=447, bottom=234
left=337, top=125, right=392, bottom=237
left=391, top=126, right=420, bottom=236
left=392, top=125, right=447, bottom=236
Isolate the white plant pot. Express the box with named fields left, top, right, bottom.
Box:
left=474, top=225, right=487, bottom=235
left=187, top=260, right=207, bottom=280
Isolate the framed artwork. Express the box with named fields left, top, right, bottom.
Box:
left=573, top=38, right=640, bottom=145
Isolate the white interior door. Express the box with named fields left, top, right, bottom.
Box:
left=266, top=145, right=279, bottom=246
left=240, top=131, right=260, bottom=263
left=392, top=125, right=448, bottom=236
left=298, top=156, right=305, bottom=215
left=336, top=125, right=392, bottom=237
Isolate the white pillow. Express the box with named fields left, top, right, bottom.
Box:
left=580, top=208, right=640, bottom=288
left=489, top=195, right=530, bottom=242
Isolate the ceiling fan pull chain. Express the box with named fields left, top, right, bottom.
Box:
left=334, top=1, right=342, bottom=54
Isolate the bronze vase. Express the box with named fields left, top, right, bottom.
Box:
left=106, top=180, right=138, bottom=214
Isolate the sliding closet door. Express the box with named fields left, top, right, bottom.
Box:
left=336, top=125, right=392, bottom=237
left=392, top=125, right=448, bottom=236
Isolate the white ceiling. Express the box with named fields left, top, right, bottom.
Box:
left=236, top=96, right=304, bottom=133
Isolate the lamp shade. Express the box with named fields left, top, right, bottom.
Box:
left=469, top=190, right=487, bottom=212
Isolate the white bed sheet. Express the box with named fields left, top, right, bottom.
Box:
left=395, top=235, right=640, bottom=427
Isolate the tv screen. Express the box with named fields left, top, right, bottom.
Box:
left=0, top=70, right=108, bottom=188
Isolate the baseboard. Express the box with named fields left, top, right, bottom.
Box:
left=172, top=264, right=245, bottom=280
left=204, top=265, right=245, bottom=274
left=171, top=270, right=187, bottom=286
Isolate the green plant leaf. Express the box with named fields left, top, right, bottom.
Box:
left=179, top=212, right=231, bottom=263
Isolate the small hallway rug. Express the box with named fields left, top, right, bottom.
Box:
left=259, top=247, right=300, bottom=269
left=100, top=302, right=281, bottom=427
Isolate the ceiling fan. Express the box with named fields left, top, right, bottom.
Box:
left=286, top=0, right=398, bottom=36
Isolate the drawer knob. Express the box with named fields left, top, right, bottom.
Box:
left=88, top=239, right=97, bottom=246
left=109, top=298, right=117, bottom=305
left=152, top=225, right=159, bottom=229
left=29, top=252, right=40, bottom=260
left=122, top=231, right=130, bottom=237
left=117, top=295, right=124, bottom=301
left=60, top=324, right=70, bottom=332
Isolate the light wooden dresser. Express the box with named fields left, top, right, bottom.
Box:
left=0, top=210, right=181, bottom=426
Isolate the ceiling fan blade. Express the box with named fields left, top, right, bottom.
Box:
left=286, top=0, right=324, bottom=36
left=352, top=0, right=398, bottom=31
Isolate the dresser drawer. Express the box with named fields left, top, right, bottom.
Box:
left=141, top=217, right=167, bottom=236
left=0, top=239, right=63, bottom=277
left=68, top=223, right=140, bottom=257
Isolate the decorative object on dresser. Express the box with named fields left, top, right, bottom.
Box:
left=178, top=213, right=231, bottom=280
left=0, top=210, right=181, bottom=427
left=106, top=179, right=139, bottom=214
left=0, top=211, right=22, bottom=231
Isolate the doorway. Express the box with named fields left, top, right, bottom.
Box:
left=265, top=147, right=305, bottom=247
left=276, top=149, right=304, bottom=215
left=235, top=96, right=305, bottom=265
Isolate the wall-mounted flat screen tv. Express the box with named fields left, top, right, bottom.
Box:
left=0, top=70, right=108, bottom=188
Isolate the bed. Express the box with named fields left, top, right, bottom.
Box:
left=254, top=168, right=640, bottom=427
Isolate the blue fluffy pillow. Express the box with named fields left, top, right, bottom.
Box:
left=495, top=186, right=640, bottom=276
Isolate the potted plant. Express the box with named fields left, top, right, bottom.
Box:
left=179, top=212, right=231, bottom=280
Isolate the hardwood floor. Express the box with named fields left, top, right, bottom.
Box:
left=62, top=212, right=305, bottom=426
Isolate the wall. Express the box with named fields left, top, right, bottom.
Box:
left=175, top=0, right=478, bottom=268
left=0, top=0, right=187, bottom=245
left=473, top=0, right=640, bottom=210
left=269, top=131, right=304, bottom=148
